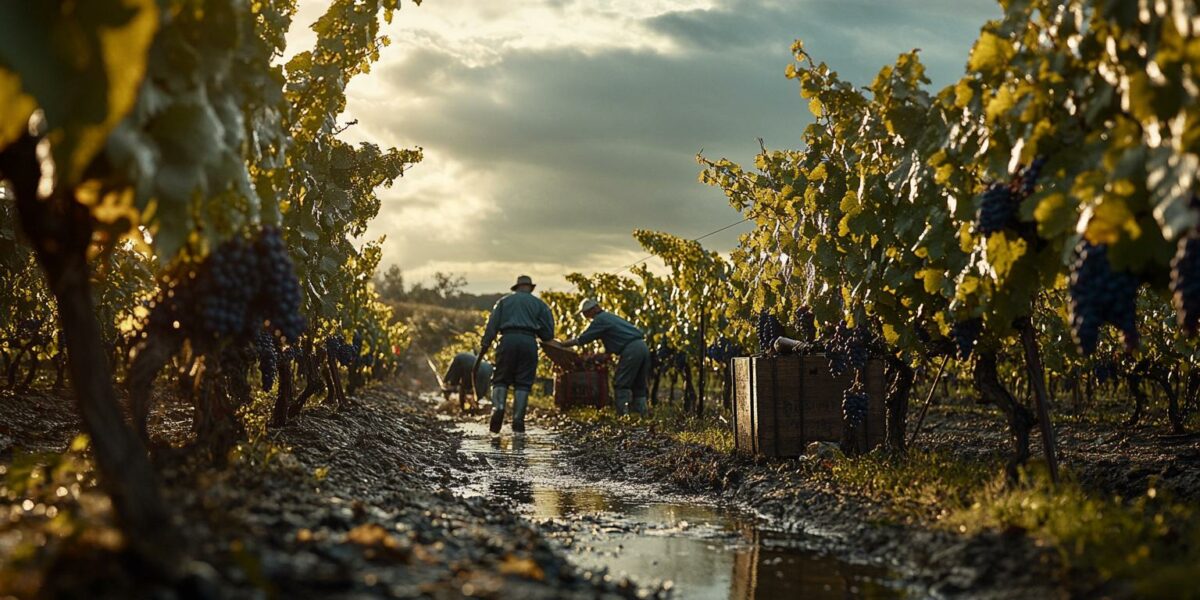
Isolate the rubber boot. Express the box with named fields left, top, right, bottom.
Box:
left=631, top=395, right=648, bottom=417
left=512, top=389, right=529, bottom=433
left=489, top=385, right=508, bottom=434
left=615, top=389, right=633, bottom=416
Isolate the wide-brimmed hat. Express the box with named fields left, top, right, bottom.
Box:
left=510, top=275, right=535, bottom=291
left=578, top=298, right=599, bottom=314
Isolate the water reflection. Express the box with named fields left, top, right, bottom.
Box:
left=455, top=423, right=904, bottom=599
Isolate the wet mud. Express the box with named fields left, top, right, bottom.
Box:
left=453, top=422, right=905, bottom=599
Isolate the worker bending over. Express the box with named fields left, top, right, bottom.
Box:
left=443, top=352, right=492, bottom=412
left=561, top=299, right=649, bottom=416
left=474, top=275, right=555, bottom=434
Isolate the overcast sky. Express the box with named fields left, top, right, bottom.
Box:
left=287, top=0, right=1000, bottom=293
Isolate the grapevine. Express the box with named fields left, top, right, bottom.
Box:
left=255, top=330, right=278, bottom=392
left=755, top=311, right=785, bottom=356
left=1170, top=231, right=1200, bottom=337
left=975, top=183, right=1018, bottom=237
left=822, top=322, right=869, bottom=376
left=842, top=382, right=869, bottom=428
left=1068, top=241, right=1140, bottom=356
left=950, top=318, right=983, bottom=359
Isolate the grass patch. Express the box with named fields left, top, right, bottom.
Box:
left=829, top=452, right=1200, bottom=597
left=566, top=403, right=734, bottom=452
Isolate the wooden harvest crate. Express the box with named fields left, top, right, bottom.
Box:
left=554, top=369, right=609, bottom=410
left=731, top=354, right=886, bottom=457
left=542, top=340, right=611, bottom=411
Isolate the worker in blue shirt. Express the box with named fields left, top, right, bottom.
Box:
left=561, top=298, right=649, bottom=416
left=443, top=352, right=492, bottom=412
left=474, top=275, right=555, bottom=434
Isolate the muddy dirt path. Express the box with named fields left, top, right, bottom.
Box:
left=451, top=420, right=907, bottom=599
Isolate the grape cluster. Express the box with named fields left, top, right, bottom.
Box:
left=792, top=306, right=816, bottom=342
left=755, top=311, right=785, bottom=355
left=975, top=157, right=1048, bottom=238
left=1018, top=156, right=1047, bottom=197
left=705, top=337, right=742, bottom=362
left=143, top=227, right=307, bottom=344
left=197, top=236, right=259, bottom=336
left=950, top=318, right=983, bottom=359
left=1069, top=241, right=1140, bottom=355
left=673, top=351, right=689, bottom=372
left=842, top=383, right=868, bottom=427
left=822, top=321, right=869, bottom=376
left=255, top=330, right=278, bottom=391
left=975, top=183, right=1018, bottom=236
left=325, top=335, right=361, bottom=367
left=1170, top=231, right=1200, bottom=336
left=257, top=227, right=306, bottom=341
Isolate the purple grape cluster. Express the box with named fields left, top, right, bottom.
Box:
left=143, top=227, right=307, bottom=344
left=257, top=227, right=306, bottom=341
left=822, top=321, right=869, bottom=376
left=197, top=236, right=260, bottom=336
left=842, top=383, right=868, bottom=427
left=792, top=306, right=816, bottom=342
left=975, top=157, right=1047, bottom=239
left=705, top=337, right=742, bottom=362
left=1170, top=230, right=1200, bottom=336
left=1069, top=241, right=1140, bottom=356
left=255, top=330, right=278, bottom=391
left=325, top=335, right=361, bottom=367
left=950, top=317, right=983, bottom=359
left=975, top=184, right=1018, bottom=237
left=755, top=311, right=785, bottom=355
left=1019, top=156, right=1047, bottom=197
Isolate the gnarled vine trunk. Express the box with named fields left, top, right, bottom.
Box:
left=973, top=349, right=1034, bottom=483
left=1, top=133, right=183, bottom=576
left=883, top=355, right=914, bottom=454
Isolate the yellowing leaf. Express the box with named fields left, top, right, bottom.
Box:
left=883, top=323, right=900, bottom=345
left=1085, top=198, right=1141, bottom=244
left=954, top=79, right=975, bottom=107
left=917, top=269, right=943, bottom=294
left=968, top=31, right=1014, bottom=76
left=985, top=232, right=1027, bottom=281
left=985, top=85, right=1016, bottom=123
left=809, top=162, right=828, bottom=182
left=0, top=0, right=159, bottom=188
left=1034, top=192, right=1073, bottom=239
left=809, top=97, right=823, bottom=118
left=0, top=68, right=35, bottom=149
left=935, top=163, right=955, bottom=185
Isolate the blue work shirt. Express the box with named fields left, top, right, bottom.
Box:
left=481, top=290, right=555, bottom=348
left=577, top=311, right=644, bottom=354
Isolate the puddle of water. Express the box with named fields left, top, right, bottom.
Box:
left=454, top=422, right=905, bottom=599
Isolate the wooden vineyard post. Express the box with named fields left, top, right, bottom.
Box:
left=698, top=295, right=707, bottom=416
left=1017, top=317, right=1060, bottom=484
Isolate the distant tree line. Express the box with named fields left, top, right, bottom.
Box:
left=375, top=265, right=502, bottom=311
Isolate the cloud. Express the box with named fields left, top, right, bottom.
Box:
left=290, top=0, right=999, bottom=292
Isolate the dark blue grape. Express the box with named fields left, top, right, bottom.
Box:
left=1170, top=231, right=1200, bottom=336
left=842, top=384, right=868, bottom=427
left=950, top=318, right=982, bottom=359
left=975, top=183, right=1017, bottom=236
left=1069, top=240, right=1139, bottom=356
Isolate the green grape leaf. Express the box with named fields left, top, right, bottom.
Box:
left=0, top=0, right=158, bottom=186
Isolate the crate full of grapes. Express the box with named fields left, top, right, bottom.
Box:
left=731, top=354, right=886, bottom=457
left=540, top=341, right=610, bottom=410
